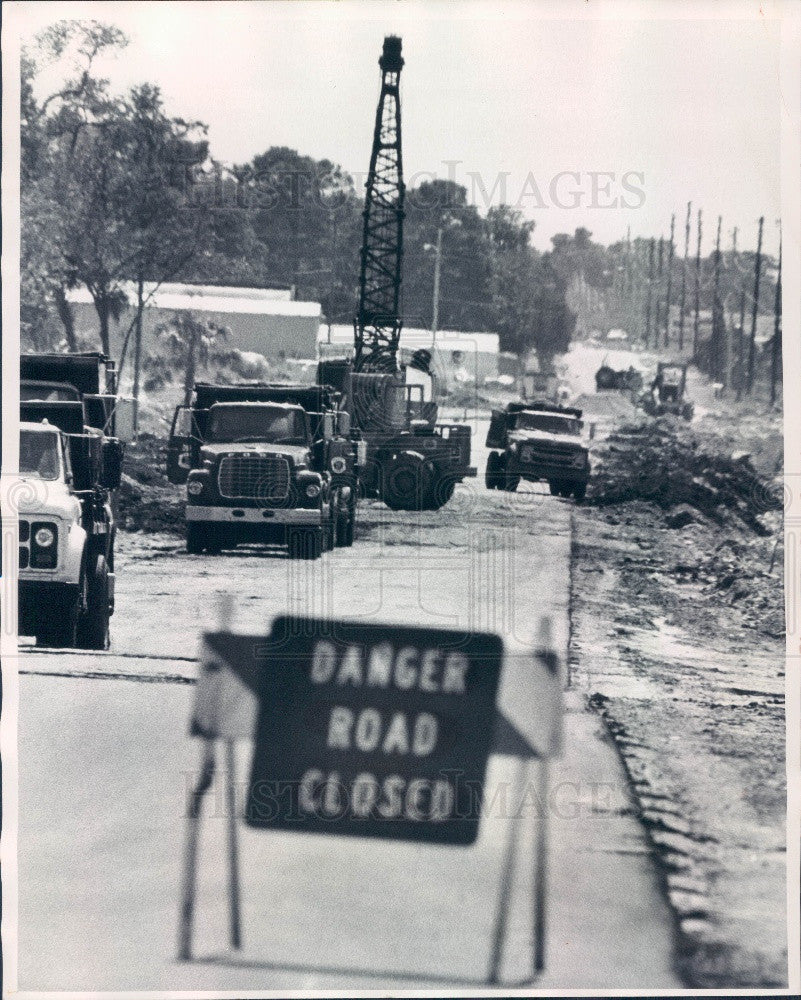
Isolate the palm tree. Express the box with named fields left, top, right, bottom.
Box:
left=156, top=312, right=229, bottom=405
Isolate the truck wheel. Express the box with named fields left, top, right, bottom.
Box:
left=382, top=454, right=433, bottom=511
left=572, top=482, right=587, bottom=502
left=335, top=494, right=355, bottom=547
left=186, top=523, right=206, bottom=554
left=288, top=527, right=322, bottom=560
left=425, top=474, right=456, bottom=510
left=37, top=585, right=81, bottom=648
left=78, top=555, right=110, bottom=650
left=548, top=482, right=560, bottom=496
left=485, top=452, right=502, bottom=490
left=499, top=456, right=519, bottom=492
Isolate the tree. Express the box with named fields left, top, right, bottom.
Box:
left=155, top=314, right=229, bottom=405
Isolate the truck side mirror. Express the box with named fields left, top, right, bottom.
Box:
left=166, top=405, right=194, bottom=485
left=100, top=439, right=124, bottom=489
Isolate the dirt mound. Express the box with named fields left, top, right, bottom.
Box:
left=118, top=434, right=184, bottom=534
left=587, top=417, right=783, bottom=534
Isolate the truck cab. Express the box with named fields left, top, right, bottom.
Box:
left=485, top=402, right=590, bottom=501
left=167, top=383, right=358, bottom=559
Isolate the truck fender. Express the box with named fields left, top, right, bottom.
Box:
left=64, top=522, right=88, bottom=584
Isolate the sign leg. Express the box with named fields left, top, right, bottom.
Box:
left=225, top=739, right=243, bottom=950
left=487, top=756, right=527, bottom=984
left=177, top=739, right=216, bottom=961
left=533, top=759, right=550, bottom=973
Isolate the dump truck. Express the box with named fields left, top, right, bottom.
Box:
left=485, top=401, right=590, bottom=500
left=166, top=382, right=358, bottom=558
left=18, top=353, right=124, bottom=648
left=642, top=361, right=694, bottom=420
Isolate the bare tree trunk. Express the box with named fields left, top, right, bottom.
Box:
left=54, top=283, right=77, bottom=351
left=183, top=327, right=198, bottom=407
left=92, top=289, right=112, bottom=357
left=132, top=276, right=145, bottom=436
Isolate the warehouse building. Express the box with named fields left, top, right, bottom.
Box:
left=67, top=282, right=322, bottom=362
left=320, top=324, right=501, bottom=387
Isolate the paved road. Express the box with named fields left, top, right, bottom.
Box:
left=13, top=431, right=683, bottom=991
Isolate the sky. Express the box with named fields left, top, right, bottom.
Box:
left=10, top=0, right=785, bottom=256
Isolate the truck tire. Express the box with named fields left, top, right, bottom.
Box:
left=425, top=474, right=456, bottom=510
left=500, top=455, right=520, bottom=492
left=382, top=454, right=434, bottom=511
left=485, top=452, right=502, bottom=490
left=78, top=555, right=110, bottom=650
left=572, top=482, right=587, bottom=502
left=288, top=527, right=322, bottom=560
left=335, top=493, right=355, bottom=547
left=37, top=585, right=81, bottom=648
left=186, top=523, right=206, bottom=554
left=548, top=482, right=560, bottom=496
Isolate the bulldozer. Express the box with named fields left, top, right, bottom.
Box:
left=642, top=361, right=694, bottom=421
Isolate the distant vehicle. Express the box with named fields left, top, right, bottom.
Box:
left=642, top=362, right=694, bottom=421
left=606, top=328, right=628, bottom=342
left=484, top=402, right=590, bottom=501
left=18, top=353, right=124, bottom=648
left=595, top=364, right=644, bottom=395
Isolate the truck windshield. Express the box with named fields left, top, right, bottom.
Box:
left=514, top=412, right=581, bottom=436
left=206, top=405, right=308, bottom=444
left=20, top=429, right=61, bottom=480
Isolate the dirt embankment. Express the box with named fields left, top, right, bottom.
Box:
left=572, top=406, right=786, bottom=987
left=118, top=434, right=184, bottom=534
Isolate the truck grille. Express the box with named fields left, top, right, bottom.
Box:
left=217, top=455, right=291, bottom=501
left=521, top=444, right=581, bottom=464
left=19, top=518, right=30, bottom=568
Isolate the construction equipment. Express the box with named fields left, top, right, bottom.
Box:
left=642, top=361, right=694, bottom=420
left=166, top=382, right=358, bottom=558
left=318, top=35, right=475, bottom=511
left=18, top=353, right=124, bottom=648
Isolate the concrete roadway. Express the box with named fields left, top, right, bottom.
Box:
left=11, top=425, right=683, bottom=992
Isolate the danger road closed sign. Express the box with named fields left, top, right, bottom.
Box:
left=245, top=616, right=504, bottom=844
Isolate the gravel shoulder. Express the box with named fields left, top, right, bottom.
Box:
left=571, top=416, right=787, bottom=987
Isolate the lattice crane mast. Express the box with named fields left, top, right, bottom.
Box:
left=354, top=35, right=405, bottom=374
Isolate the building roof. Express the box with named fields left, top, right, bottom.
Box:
left=67, top=282, right=320, bottom=318
left=323, top=324, right=499, bottom=354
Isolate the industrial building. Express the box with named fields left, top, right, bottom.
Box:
left=67, top=282, right=322, bottom=362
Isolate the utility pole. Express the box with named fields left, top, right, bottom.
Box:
left=712, top=215, right=724, bottom=384
left=664, top=214, right=675, bottom=347
left=771, top=231, right=782, bottom=407
left=644, top=237, right=655, bottom=346
left=693, top=209, right=702, bottom=359
left=655, top=235, right=664, bottom=348
left=431, top=225, right=443, bottom=340
left=678, top=202, right=691, bottom=352
left=747, top=215, right=764, bottom=394
left=736, top=287, right=746, bottom=401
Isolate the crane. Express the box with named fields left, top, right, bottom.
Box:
left=317, top=35, right=476, bottom=510
left=354, top=35, right=405, bottom=374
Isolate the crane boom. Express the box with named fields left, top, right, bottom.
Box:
left=354, top=35, right=405, bottom=373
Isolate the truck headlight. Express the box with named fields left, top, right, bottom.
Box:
left=31, top=521, right=58, bottom=568
left=305, top=483, right=321, bottom=498
left=330, top=456, right=347, bottom=474
left=34, top=526, right=55, bottom=547
left=187, top=480, right=204, bottom=496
